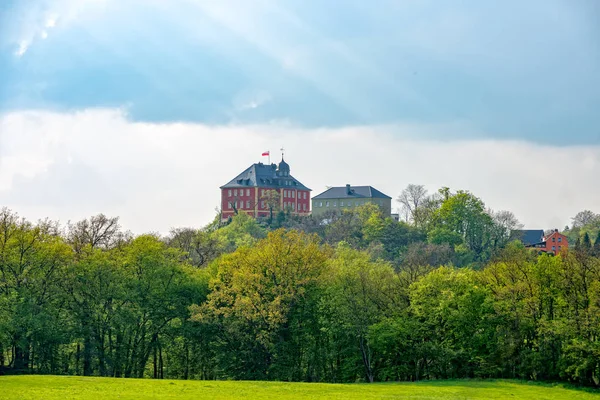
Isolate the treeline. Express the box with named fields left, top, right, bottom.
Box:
left=1, top=187, right=600, bottom=386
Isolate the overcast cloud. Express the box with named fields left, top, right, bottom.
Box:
left=0, top=108, right=598, bottom=234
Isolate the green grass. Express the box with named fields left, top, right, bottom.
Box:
left=0, top=376, right=598, bottom=400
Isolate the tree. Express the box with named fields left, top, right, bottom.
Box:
left=432, top=191, right=495, bottom=262
left=166, top=227, right=221, bottom=267
left=572, top=210, right=599, bottom=228
left=582, top=232, right=592, bottom=252
left=191, top=229, right=330, bottom=380
left=261, top=189, right=281, bottom=223
left=67, top=214, right=123, bottom=254
left=0, top=208, right=72, bottom=373
left=593, top=231, right=600, bottom=257
left=324, top=245, right=402, bottom=382
left=409, top=267, right=495, bottom=379
left=490, top=210, right=523, bottom=247
left=397, top=185, right=428, bottom=226
left=212, top=213, right=266, bottom=253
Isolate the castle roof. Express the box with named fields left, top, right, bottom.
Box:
left=312, top=185, right=391, bottom=200
left=220, top=162, right=311, bottom=191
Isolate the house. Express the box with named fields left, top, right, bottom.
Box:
left=311, top=184, right=392, bottom=217
left=511, top=229, right=569, bottom=255
left=220, top=157, right=311, bottom=221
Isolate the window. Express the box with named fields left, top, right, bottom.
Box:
left=234, top=189, right=238, bottom=196
left=303, top=204, right=306, bottom=211
left=228, top=189, right=232, bottom=196
left=261, top=201, right=265, bottom=209
left=292, top=191, right=295, bottom=198
left=319, top=202, right=323, bottom=207
left=333, top=201, right=337, bottom=207
left=292, top=203, right=295, bottom=210
left=228, top=202, right=232, bottom=209
left=558, top=246, right=562, bottom=250
left=326, top=201, right=330, bottom=207
left=246, top=201, right=250, bottom=209
left=340, top=201, right=344, bottom=206
left=552, top=237, right=555, bottom=242
left=237, top=201, right=242, bottom=209
left=558, top=237, right=562, bottom=243
left=246, top=189, right=250, bottom=196
left=552, top=246, right=556, bottom=251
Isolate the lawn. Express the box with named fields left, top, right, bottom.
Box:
left=0, top=376, right=598, bottom=400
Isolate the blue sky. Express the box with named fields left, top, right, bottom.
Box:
left=1, top=0, right=599, bottom=144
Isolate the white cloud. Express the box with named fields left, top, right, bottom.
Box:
left=15, top=41, right=31, bottom=57
left=234, top=90, right=272, bottom=111
left=0, top=108, right=599, bottom=234
left=6, top=0, right=110, bottom=57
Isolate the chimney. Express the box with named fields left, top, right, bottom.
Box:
left=555, top=228, right=559, bottom=233
left=346, top=184, right=351, bottom=195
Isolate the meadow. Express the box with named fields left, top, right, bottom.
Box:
left=0, top=376, right=599, bottom=400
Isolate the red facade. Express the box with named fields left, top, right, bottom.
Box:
left=221, top=187, right=311, bottom=220
left=220, top=159, right=311, bottom=221
left=542, top=230, right=569, bottom=255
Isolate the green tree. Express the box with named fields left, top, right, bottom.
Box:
left=323, top=245, right=402, bottom=382
left=582, top=232, right=592, bottom=253
left=0, top=209, right=72, bottom=373
left=191, top=229, right=330, bottom=380
left=593, top=231, right=600, bottom=257
left=432, top=191, right=495, bottom=262
left=212, top=213, right=266, bottom=253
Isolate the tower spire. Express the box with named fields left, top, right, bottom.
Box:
left=280, top=146, right=285, bottom=160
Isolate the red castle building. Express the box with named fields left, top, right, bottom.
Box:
left=220, top=157, right=311, bottom=221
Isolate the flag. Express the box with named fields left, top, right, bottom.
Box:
left=262, top=151, right=270, bottom=156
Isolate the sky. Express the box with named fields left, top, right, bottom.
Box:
left=0, top=0, right=599, bottom=233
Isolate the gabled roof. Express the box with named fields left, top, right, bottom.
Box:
left=312, top=185, right=391, bottom=200
left=510, top=229, right=545, bottom=246
left=220, top=163, right=311, bottom=191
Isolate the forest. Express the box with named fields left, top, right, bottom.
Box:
left=1, top=186, right=600, bottom=386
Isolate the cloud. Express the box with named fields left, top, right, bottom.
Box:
left=233, top=90, right=272, bottom=111
left=4, top=0, right=109, bottom=57
left=1, top=108, right=599, bottom=234
left=1, top=0, right=598, bottom=143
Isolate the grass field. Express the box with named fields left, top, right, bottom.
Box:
left=0, top=376, right=598, bottom=400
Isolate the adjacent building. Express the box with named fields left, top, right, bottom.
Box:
left=511, top=229, right=569, bottom=255
left=311, top=184, right=392, bottom=217
left=220, top=158, right=311, bottom=221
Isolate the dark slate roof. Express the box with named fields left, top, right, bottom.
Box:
left=510, top=229, right=545, bottom=246
left=312, top=185, right=391, bottom=200
left=220, top=162, right=311, bottom=191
